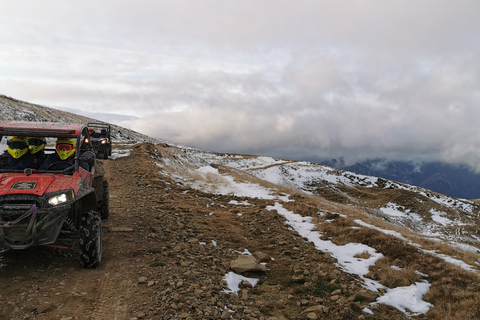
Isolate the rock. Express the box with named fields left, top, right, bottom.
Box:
left=230, top=255, right=267, bottom=273
left=356, top=290, right=379, bottom=302
left=240, top=280, right=254, bottom=288
left=331, top=289, right=342, bottom=295
left=306, top=312, right=318, bottom=319
left=36, top=302, right=53, bottom=314
left=240, top=289, right=249, bottom=300
left=335, top=296, right=346, bottom=304
left=253, top=251, right=270, bottom=262
left=330, top=295, right=340, bottom=301
left=304, top=305, right=326, bottom=314
left=138, top=277, right=148, bottom=284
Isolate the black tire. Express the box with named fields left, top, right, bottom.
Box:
left=78, top=210, right=102, bottom=268
left=99, top=180, right=109, bottom=219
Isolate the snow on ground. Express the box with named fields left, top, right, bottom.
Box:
left=375, top=199, right=478, bottom=250
left=191, top=166, right=291, bottom=202
left=354, top=219, right=476, bottom=272
left=430, top=209, right=456, bottom=226
left=235, top=159, right=379, bottom=191
left=383, top=179, right=478, bottom=214
left=228, top=200, right=251, bottom=206
left=266, top=202, right=387, bottom=293
left=172, top=160, right=434, bottom=316
left=205, top=153, right=477, bottom=218
left=202, top=152, right=480, bottom=251
left=373, top=282, right=433, bottom=317
left=379, top=203, right=423, bottom=224
left=212, top=155, right=290, bottom=171
left=110, top=144, right=133, bottom=159
left=223, top=272, right=259, bottom=294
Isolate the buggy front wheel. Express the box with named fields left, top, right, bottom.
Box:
left=78, top=210, right=102, bottom=268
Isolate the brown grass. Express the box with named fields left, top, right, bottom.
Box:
left=367, top=257, right=421, bottom=287
left=290, top=195, right=480, bottom=318
left=354, top=251, right=372, bottom=259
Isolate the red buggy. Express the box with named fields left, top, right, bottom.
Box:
left=0, top=121, right=109, bottom=268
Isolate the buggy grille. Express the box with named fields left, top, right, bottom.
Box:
left=0, top=195, right=41, bottom=220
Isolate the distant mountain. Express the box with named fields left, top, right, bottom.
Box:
left=322, top=158, right=480, bottom=200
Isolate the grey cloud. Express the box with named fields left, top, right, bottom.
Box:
left=4, top=1, right=480, bottom=52
left=1, top=1, right=480, bottom=170
left=114, top=50, right=480, bottom=170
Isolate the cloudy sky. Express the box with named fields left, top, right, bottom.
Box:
left=1, top=1, right=480, bottom=169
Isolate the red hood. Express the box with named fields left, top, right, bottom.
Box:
left=0, top=173, right=80, bottom=196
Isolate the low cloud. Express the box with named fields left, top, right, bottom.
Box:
left=110, top=50, right=480, bottom=172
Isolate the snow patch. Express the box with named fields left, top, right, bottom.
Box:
left=223, top=272, right=259, bottom=294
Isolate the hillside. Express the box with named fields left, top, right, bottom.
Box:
left=0, top=95, right=158, bottom=144
left=1, top=96, right=480, bottom=319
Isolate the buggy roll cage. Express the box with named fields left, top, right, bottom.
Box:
left=0, top=121, right=94, bottom=175
left=87, top=122, right=111, bottom=138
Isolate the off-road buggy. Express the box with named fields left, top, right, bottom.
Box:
left=87, top=122, right=112, bottom=159
left=0, top=121, right=109, bottom=268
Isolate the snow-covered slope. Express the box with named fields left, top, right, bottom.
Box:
left=180, top=149, right=480, bottom=251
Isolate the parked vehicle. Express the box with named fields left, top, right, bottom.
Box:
left=0, top=121, right=109, bottom=268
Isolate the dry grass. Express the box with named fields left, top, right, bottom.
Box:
left=367, top=257, right=421, bottom=287
left=423, top=263, right=480, bottom=319
left=354, top=251, right=372, bottom=259
left=285, top=194, right=480, bottom=318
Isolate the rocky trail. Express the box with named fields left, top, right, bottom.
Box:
left=1, top=143, right=413, bottom=320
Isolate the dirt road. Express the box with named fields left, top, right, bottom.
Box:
left=0, top=143, right=406, bottom=320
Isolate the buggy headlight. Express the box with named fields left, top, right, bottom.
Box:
left=48, top=193, right=68, bottom=206
left=101, top=139, right=107, bottom=144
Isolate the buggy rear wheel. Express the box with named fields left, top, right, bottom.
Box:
left=78, top=210, right=102, bottom=268
left=99, top=180, right=109, bottom=219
